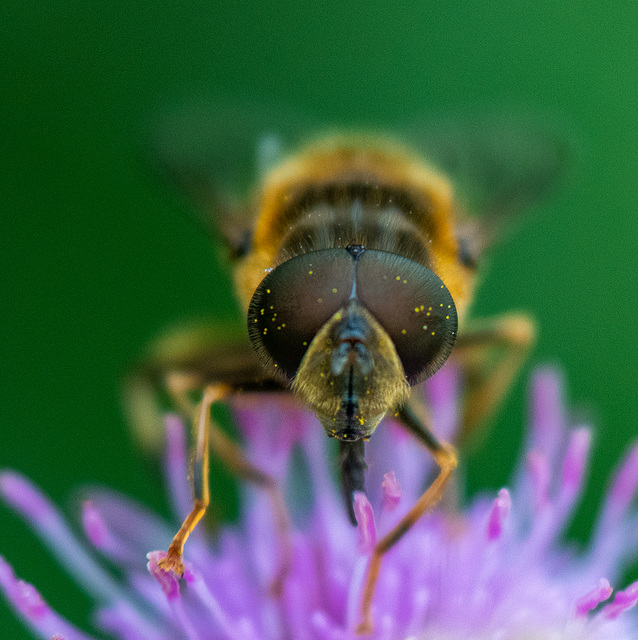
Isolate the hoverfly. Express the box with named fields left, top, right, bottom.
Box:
left=127, top=104, right=563, bottom=633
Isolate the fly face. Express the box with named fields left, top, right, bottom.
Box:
left=248, top=243, right=458, bottom=440
left=299, top=299, right=403, bottom=441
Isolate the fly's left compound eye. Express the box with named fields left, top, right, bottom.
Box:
left=247, top=249, right=355, bottom=380
left=356, top=250, right=458, bottom=385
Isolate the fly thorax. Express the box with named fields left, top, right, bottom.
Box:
left=293, top=300, right=410, bottom=441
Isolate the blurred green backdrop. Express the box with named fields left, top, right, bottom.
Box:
left=2, top=2, right=638, bottom=637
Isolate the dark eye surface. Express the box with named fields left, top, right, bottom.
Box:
left=248, top=247, right=457, bottom=385
left=356, top=250, right=457, bottom=385
left=248, top=249, right=355, bottom=379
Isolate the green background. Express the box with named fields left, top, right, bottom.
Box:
left=2, top=2, right=638, bottom=637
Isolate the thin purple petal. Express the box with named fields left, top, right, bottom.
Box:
left=0, top=472, right=56, bottom=525
left=185, top=563, right=254, bottom=640
left=0, top=556, right=97, bottom=640
left=424, top=364, right=461, bottom=442
left=486, top=489, right=511, bottom=541
left=603, top=581, right=638, bottom=620
left=529, top=367, right=564, bottom=463
left=0, top=472, right=127, bottom=604
left=600, top=442, right=638, bottom=532
left=574, top=578, right=612, bottom=618
left=561, top=427, right=591, bottom=497
left=81, top=501, right=111, bottom=550
left=354, top=491, right=376, bottom=554
left=381, top=471, right=401, bottom=514
left=96, top=602, right=172, bottom=640
left=526, top=450, right=550, bottom=512
left=163, top=414, right=193, bottom=522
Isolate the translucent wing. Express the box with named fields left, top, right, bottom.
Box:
left=402, top=114, right=568, bottom=259
left=146, top=98, right=319, bottom=256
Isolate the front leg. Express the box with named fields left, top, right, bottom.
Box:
left=123, top=322, right=292, bottom=588
left=159, top=375, right=293, bottom=594
left=160, top=382, right=228, bottom=576
left=356, top=403, right=457, bottom=634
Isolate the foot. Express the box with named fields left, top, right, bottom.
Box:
left=158, top=548, right=185, bottom=576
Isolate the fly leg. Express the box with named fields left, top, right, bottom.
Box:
left=159, top=380, right=226, bottom=576
left=356, top=403, right=457, bottom=635
left=453, top=313, right=535, bottom=438
left=158, top=373, right=292, bottom=594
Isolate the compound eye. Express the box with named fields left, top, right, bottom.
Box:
left=248, top=249, right=355, bottom=380
left=357, top=250, right=458, bottom=385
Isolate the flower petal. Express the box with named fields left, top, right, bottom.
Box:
left=486, top=488, right=511, bottom=541
left=574, top=578, right=612, bottom=618
left=354, top=491, right=376, bottom=554
left=602, top=581, right=638, bottom=620
left=0, top=556, right=97, bottom=640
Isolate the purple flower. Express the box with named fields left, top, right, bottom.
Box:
left=2, top=366, right=638, bottom=639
